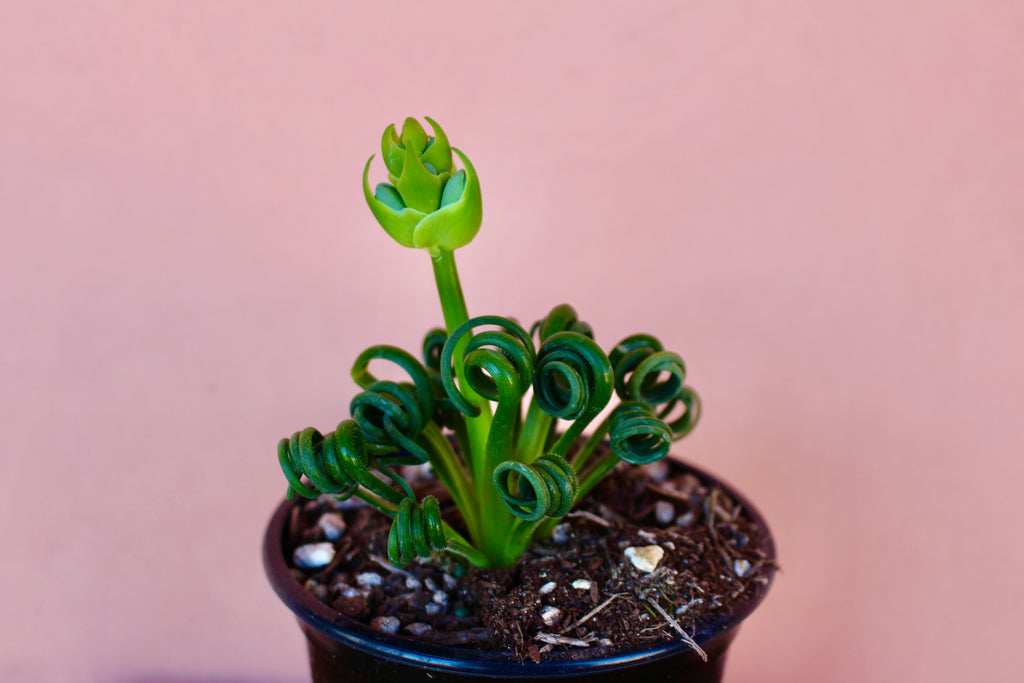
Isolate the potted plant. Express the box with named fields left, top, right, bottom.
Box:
left=263, top=117, right=776, bottom=682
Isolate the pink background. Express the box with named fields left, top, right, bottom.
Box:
left=2, top=2, right=1023, bottom=681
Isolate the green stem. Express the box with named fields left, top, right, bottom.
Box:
left=442, top=523, right=490, bottom=567
left=420, top=423, right=481, bottom=542
left=569, top=415, right=612, bottom=474
left=574, top=450, right=621, bottom=503
left=430, top=249, right=492, bottom=473
left=514, top=396, right=554, bottom=464
left=477, top=395, right=521, bottom=565
left=353, top=489, right=398, bottom=514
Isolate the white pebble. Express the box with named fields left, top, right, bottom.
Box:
left=356, top=572, right=383, bottom=588
left=369, top=616, right=400, bottom=634
left=293, top=543, right=335, bottom=569
left=322, top=493, right=365, bottom=510
left=676, top=511, right=696, bottom=527
left=642, top=460, right=670, bottom=482
left=424, top=577, right=437, bottom=592
left=539, top=581, right=558, bottom=595
left=443, top=573, right=457, bottom=591
left=540, top=605, right=562, bottom=626
left=316, top=512, right=347, bottom=541
left=432, top=590, right=449, bottom=605
left=400, top=463, right=434, bottom=482
left=654, top=501, right=675, bottom=525
left=404, top=576, right=422, bottom=590
left=425, top=602, right=443, bottom=615
left=405, top=622, right=433, bottom=636
left=734, top=558, right=751, bottom=578
left=572, top=579, right=592, bottom=591
left=625, top=545, right=665, bottom=573
left=551, top=523, right=571, bottom=545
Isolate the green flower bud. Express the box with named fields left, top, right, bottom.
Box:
left=364, top=117, right=482, bottom=256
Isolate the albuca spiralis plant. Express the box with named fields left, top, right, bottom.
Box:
left=278, top=117, right=700, bottom=569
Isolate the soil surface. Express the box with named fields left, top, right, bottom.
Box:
left=284, top=455, right=774, bottom=662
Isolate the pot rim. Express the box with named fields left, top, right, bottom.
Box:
left=263, top=456, right=776, bottom=676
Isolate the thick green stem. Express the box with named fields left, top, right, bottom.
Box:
left=476, top=395, right=521, bottom=565
left=514, top=396, right=554, bottom=464
left=430, top=249, right=492, bottom=469
left=569, top=415, right=612, bottom=474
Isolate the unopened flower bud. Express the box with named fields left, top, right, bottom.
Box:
left=363, top=116, right=482, bottom=256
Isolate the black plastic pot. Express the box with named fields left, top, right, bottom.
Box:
left=264, top=458, right=775, bottom=682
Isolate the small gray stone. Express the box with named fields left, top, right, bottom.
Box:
left=540, top=605, right=562, bottom=627
left=654, top=500, right=675, bottom=525
left=369, top=616, right=400, bottom=634
left=405, top=622, right=433, bottom=636
left=551, top=523, right=571, bottom=545
left=293, top=542, right=335, bottom=569
left=642, top=460, right=670, bottom=482
left=425, top=602, right=443, bottom=616
left=317, top=512, right=347, bottom=541
left=404, top=576, right=422, bottom=590
left=424, top=577, right=437, bottom=592
left=432, top=590, right=449, bottom=606
left=356, top=572, right=383, bottom=588
left=400, top=463, right=434, bottom=482
left=539, top=581, right=557, bottom=595
left=676, top=511, right=696, bottom=527
left=443, top=573, right=457, bottom=591
left=733, top=558, right=751, bottom=578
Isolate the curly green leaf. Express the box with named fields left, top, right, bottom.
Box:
left=387, top=496, right=448, bottom=567
left=440, top=315, right=536, bottom=417
left=609, top=401, right=673, bottom=465
left=277, top=420, right=412, bottom=505
left=493, top=454, right=578, bottom=521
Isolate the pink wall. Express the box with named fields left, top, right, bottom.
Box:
left=2, top=2, right=1022, bottom=681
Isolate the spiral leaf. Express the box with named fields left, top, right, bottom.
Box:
left=387, top=496, right=448, bottom=567
left=532, top=304, right=594, bottom=342
left=659, top=385, right=702, bottom=440
left=609, top=401, right=673, bottom=465
left=534, top=331, right=613, bottom=423
left=350, top=380, right=433, bottom=465
left=440, top=315, right=536, bottom=416
left=493, top=454, right=578, bottom=521
left=277, top=419, right=411, bottom=504
left=422, top=327, right=447, bottom=372
left=352, top=345, right=435, bottom=406
left=610, top=333, right=701, bottom=439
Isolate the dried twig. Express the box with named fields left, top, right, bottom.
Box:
left=563, top=593, right=626, bottom=632
left=536, top=633, right=595, bottom=647
left=646, top=597, right=708, bottom=662
left=368, top=553, right=410, bottom=576
left=566, top=510, right=614, bottom=527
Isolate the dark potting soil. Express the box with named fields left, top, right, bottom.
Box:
left=284, top=456, right=774, bottom=662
